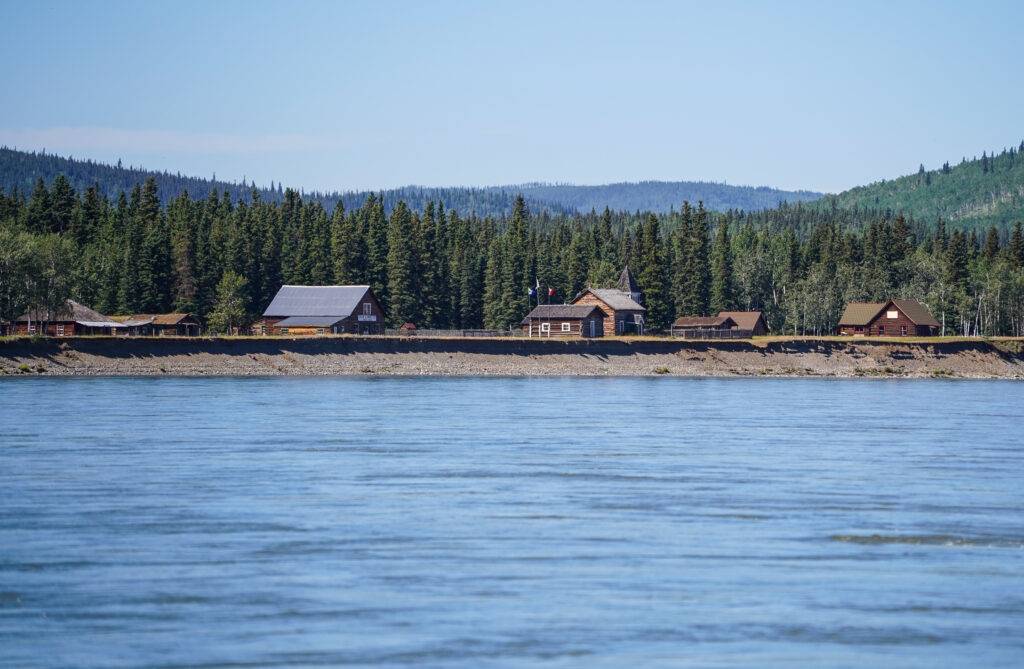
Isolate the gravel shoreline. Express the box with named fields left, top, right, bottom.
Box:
left=2, top=336, right=1023, bottom=379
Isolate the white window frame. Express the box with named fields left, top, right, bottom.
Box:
left=561, top=322, right=571, bottom=332
left=363, top=302, right=372, bottom=316
left=27, top=324, right=36, bottom=334
left=56, top=324, right=65, bottom=337
left=887, top=310, right=899, bottom=320
left=540, top=322, right=550, bottom=333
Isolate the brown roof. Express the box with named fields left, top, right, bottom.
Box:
left=838, top=302, right=886, bottom=326
left=522, top=304, right=604, bottom=324
left=717, top=311, right=764, bottom=331
left=838, top=299, right=939, bottom=327
left=890, top=299, right=939, bottom=327
left=672, top=316, right=736, bottom=328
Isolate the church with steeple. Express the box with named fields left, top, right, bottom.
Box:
left=569, top=266, right=646, bottom=335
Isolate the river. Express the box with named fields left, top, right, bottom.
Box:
left=1, top=377, right=1022, bottom=667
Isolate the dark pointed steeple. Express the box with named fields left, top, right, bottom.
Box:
left=617, top=266, right=643, bottom=305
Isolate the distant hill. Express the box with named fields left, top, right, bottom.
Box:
left=0, top=147, right=822, bottom=216
left=817, top=142, right=1024, bottom=230
left=512, top=180, right=823, bottom=213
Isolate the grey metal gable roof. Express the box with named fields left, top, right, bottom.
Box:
left=273, top=316, right=347, bottom=327
left=263, top=285, right=372, bottom=317
left=587, top=288, right=645, bottom=312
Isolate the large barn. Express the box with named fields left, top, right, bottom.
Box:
left=260, top=285, right=385, bottom=335
left=838, top=299, right=939, bottom=337
left=570, top=267, right=646, bottom=336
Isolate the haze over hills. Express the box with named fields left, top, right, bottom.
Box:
left=0, top=147, right=822, bottom=216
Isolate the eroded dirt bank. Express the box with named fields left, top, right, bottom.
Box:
left=1, top=336, right=1023, bottom=378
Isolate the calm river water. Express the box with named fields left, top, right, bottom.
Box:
left=1, top=377, right=1023, bottom=667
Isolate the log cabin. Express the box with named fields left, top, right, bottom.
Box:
left=12, top=300, right=125, bottom=336
left=717, top=311, right=768, bottom=336
left=259, top=285, right=385, bottom=335
left=569, top=267, right=646, bottom=336
left=521, top=304, right=606, bottom=337
left=838, top=299, right=939, bottom=336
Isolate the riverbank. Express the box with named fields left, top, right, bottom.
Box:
left=2, top=336, right=1023, bottom=378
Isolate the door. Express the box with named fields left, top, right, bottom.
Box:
left=589, top=319, right=596, bottom=337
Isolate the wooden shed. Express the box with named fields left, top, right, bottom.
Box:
left=260, top=285, right=385, bottom=335
left=521, top=304, right=606, bottom=337
left=717, top=311, right=768, bottom=336
left=838, top=299, right=939, bottom=336
left=115, top=313, right=202, bottom=336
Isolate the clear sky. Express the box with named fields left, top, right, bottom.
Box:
left=2, top=0, right=1022, bottom=194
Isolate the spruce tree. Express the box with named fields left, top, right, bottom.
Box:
left=1009, top=222, right=1024, bottom=268
left=365, top=193, right=389, bottom=309
left=385, top=201, right=417, bottom=326
left=482, top=237, right=505, bottom=330
left=983, top=226, right=1000, bottom=261
left=710, top=219, right=734, bottom=314
left=25, top=178, right=52, bottom=234
left=49, top=175, right=76, bottom=234
left=637, top=214, right=670, bottom=330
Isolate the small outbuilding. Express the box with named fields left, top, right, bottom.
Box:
left=114, top=313, right=202, bottom=336
left=717, top=311, right=768, bottom=336
left=838, top=299, right=939, bottom=337
left=260, top=285, right=385, bottom=335
left=521, top=304, right=606, bottom=338
left=670, top=315, right=742, bottom=338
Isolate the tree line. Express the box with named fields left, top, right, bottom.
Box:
left=2, top=175, right=1024, bottom=336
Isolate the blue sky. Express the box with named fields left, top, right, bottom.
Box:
left=2, top=0, right=1022, bottom=193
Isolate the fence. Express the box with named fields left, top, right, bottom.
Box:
left=670, top=328, right=753, bottom=339
left=384, top=328, right=501, bottom=338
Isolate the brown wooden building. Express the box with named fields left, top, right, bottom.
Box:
left=718, top=311, right=768, bottom=336
left=838, top=299, right=939, bottom=336
left=671, top=315, right=737, bottom=335
left=114, top=313, right=202, bottom=336
left=521, top=304, right=605, bottom=338
left=259, top=285, right=385, bottom=335
left=570, top=267, right=646, bottom=336
left=12, top=300, right=125, bottom=336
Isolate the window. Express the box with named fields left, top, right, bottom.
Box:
left=540, top=322, right=550, bottom=333
left=363, top=302, right=372, bottom=315
left=855, top=326, right=863, bottom=332
left=900, top=325, right=907, bottom=336
left=27, top=324, right=36, bottom=334
left=561, top=322, right=571, bottom=332
left=56, top=324, right=65, bottom=337
left=887, top=310, right=899, bottom=319
left=280, top=328, right=289, bottom=335
left=877, top=326, right=885, bottom=335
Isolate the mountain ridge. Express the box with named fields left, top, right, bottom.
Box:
left=0, top=147, right=822, bottom=216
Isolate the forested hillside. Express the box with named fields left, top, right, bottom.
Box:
left=819, top=142, right=1024, bottom=230
left=2, top=175, right=1023, bottom=337
left=0, top=148, right=821, bottom=216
